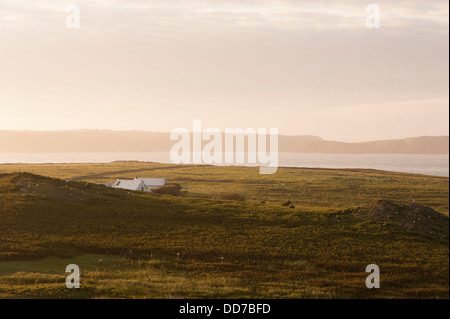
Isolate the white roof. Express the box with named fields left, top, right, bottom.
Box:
left=135, top=178, right=167, bottom=186
left=112, top=179, right=145, bottom=191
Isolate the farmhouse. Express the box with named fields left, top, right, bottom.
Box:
left=112, top=179, right=146, bottom=192
left=135, top=177, right=167, bottom=191
left=111, top=177, right=167, bottom=192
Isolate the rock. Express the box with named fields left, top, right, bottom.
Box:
left=354, top=200, right=449, bottom=241
left=282, top=200, right=292, bottom=207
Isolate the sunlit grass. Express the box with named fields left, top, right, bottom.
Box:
left=0, top=164, right=448, bottom=299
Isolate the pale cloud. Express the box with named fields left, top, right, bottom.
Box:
left=0, top=0, right=448, bottom=35
left=310, top=98, right=450, bottom=141
left=312, top=98, right=449, bottom=119
left=0, top=1, right=448, bottom=140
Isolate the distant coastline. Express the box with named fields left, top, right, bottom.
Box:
left=0, top=130, right=448, bottom=154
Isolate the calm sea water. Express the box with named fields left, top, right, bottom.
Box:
left=0, top=152, right=448, bottom=177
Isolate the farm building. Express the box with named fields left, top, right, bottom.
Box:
left=112, top=179, right=146, bottom=192
left=111, top=177, right=167, bottom=192
left=135, top=177, right=167, bottom=191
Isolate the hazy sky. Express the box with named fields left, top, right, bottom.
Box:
left=0, top=0, right=448, bottom=142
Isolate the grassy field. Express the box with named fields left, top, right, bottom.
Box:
left=0, top=162, right=448, bottom=299
left=1, top=161, right=448, bottom=214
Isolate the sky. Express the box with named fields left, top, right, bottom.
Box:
left=0, top=0, right=448, bottom=142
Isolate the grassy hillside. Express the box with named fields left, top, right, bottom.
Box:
left=1, top=162, right=448, bottom=214
left=0, top=166, right=448, bottom=299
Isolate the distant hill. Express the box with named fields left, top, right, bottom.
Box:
left=279, top=135, right=449, bottom=154
left=0, top=130, right=448, bottom=154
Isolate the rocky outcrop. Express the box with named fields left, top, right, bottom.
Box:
left=355, top=200, right=449, bottom=241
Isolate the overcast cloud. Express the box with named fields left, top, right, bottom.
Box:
left=0, top=1, right=448, bottom=141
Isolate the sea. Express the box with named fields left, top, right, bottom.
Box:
left=0, top=152, right=448, bottom=177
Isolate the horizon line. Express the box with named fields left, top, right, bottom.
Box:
left=0, top=129, right=448, bottom=144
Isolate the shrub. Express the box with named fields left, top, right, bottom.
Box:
left=152, top=184, right=181, bottom=196
left=219, top=193, right=245, bottom=201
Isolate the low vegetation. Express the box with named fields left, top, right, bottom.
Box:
left=0, top=163, right=448, bottom=299
left=218, top=193, right=245, bottom=201
left=151, top=183, right=182, bottom=196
